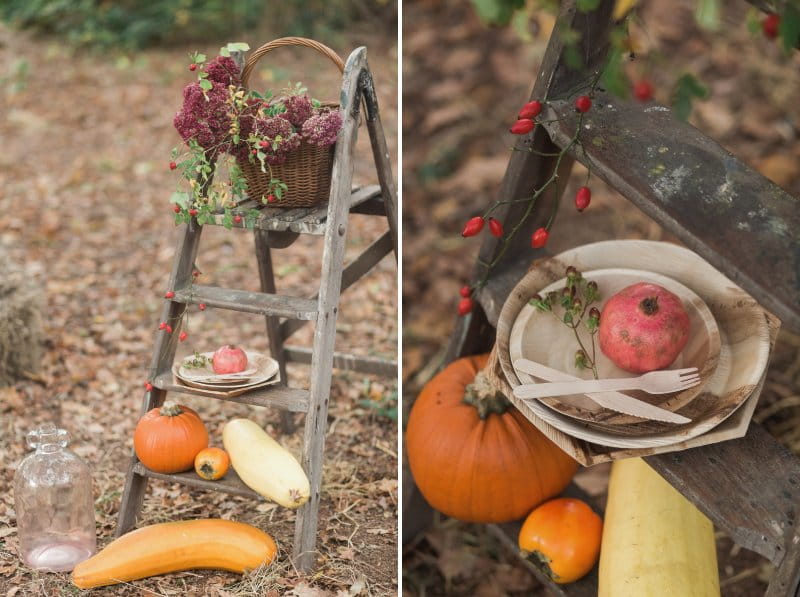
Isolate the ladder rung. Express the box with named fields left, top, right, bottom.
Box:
left=283, top=346, right=397, bottom=378
left=542, top=92, right=800, bottom=331
left=174, top=285, right=318, bottom=320
left=153, top=373, right=310, bottom=412
left=133, top=462, right=261, bottom=499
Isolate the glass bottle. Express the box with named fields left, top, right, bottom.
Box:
left=14, top=424, right=96, bottom=571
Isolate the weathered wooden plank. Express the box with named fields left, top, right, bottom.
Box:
left=766, top=530, right=800, bottom=597
left=254, top=229, right=296, bottom=432
left=152, top=372, right=310, bottom=412
left=287, top=185, right=382, bottom=233
left=117, top=220, right=205, bottom=537
left=133, top=462, right=261, bottom=499
left=281, top=230, right=394, bottom=340
left=283, top=345, right=396, bottom=377
left=208, top=185, right=381, bottom=235
left=487, top=482, right=602, bottom=597
left=540, top=92, right=800, bottom=331
left=645, top=423, right=800, bottom=565
left=349, top=195, right=386, bottom=216
left=443, top=0, right=605, bottom=363
left=361, top=67, right=398, bottom=261
left=293, top=45, right=366, bottom=572
left=173, top=284, right=317, bottom=320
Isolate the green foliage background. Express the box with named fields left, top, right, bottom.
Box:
left=0, top=0, right=397, bottom=50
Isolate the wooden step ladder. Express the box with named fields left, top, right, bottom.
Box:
left=117, top=44, right=397, bottom=572
left=404, top=1, right=800, bottom=595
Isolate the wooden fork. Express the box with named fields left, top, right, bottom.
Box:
left=513, top=367, right=701, bottom=400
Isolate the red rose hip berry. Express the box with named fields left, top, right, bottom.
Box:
left=459, top=285, right=471, bottom=298
left=518, top=100, right=542, bottom=119
left=488, top=218, right=503, bottom=237
left=763, top=14, right=780, bottom=39
left=510, top=119, right=535, bottom=134
left=575, top=95, right=592, bottom=113
left=457, top=297, right=474, bottom=316
left=189, top=63, right=197, bottom=71
left=169, top=161, right=177, bottom=170
left=575, top=186, right=592, bottom=212
left=531, top=227, right=549, bottom=248
left=462, top=216, right=485, bottom=237
left=633, top=80, right=654, bottom=102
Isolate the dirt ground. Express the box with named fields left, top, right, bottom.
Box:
left=402, top=0, right=800, bottom=595
left=0, top=18, right=398, bottom=597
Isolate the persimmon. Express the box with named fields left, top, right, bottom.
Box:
left=194, top=447, right=230, bottom=481
left=518, top=497, right=603, bottom=584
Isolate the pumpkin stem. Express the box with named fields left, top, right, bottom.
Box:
left=464, top=370, right=511, bottom=419
left=159, top=401, right=183, bottom=417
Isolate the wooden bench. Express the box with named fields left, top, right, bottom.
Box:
left=403, top=1, right=800, bottom=594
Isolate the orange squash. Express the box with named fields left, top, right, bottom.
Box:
left=72, top=519, right=276, bottom=588
left=194, top=447, right=230, bottom=481
left=134, top=401, right=208, bottom=473
left=518, top=497, right=603, bottom=584
left=405, top=354, right=578, bottom=523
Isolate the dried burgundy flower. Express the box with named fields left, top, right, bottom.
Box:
left=279, top=95, right=314, bottom=127
left=173, top=82, right=232, bottom=155
left=254, top=116, right=302, bottom=165
left=301, top=109, right=343, bottom=147
left=203, top=56, right=241, bottom=86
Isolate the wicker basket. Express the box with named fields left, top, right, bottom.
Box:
left=238, top=37, right=344, bottom=209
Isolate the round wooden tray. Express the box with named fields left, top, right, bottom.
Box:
left=495, top=240, right=772, bottom=449
left=509, top=268, right=722, bottom=435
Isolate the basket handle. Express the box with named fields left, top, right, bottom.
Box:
left=241, top=37, right=345, bottom=89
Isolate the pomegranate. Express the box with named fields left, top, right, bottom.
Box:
left=212, top=345, right=248, bottom=374
left=598, top=282, right=690, bottom=373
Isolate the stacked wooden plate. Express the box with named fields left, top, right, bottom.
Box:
left=494, top=240, right=779, bottom=465
left=172, top=351, right=280, bottom=398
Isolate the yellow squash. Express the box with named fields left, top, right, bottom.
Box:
left=72, top=519, right=276, bottom=589
left=223, top=418, right=310, bottom=508
left=599, top=458, right=720, bottom=596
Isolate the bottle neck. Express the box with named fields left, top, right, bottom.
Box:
left=36, top=444, right=61, bottom=454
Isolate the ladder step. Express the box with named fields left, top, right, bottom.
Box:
left=283, top=346, right=397, bottom=378
left=133, top=462, right=261, bottom=499
left=173, top=285, right=317, bottom=320
left=209, top=185, right=384, bottom=234
left=153, top=373, right=310, bottom=412
left=542, top=91, right=800, bottom=331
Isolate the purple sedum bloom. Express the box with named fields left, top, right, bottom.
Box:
left=173, top=82, right=232, bottom=155
left=279, top=95, right=314, bottom=128
left=301, top=109, right=343, bottom=148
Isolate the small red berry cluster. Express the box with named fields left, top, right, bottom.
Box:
left=145, top=274, right=210, bottom=389
left=762, top=13, right=780, bottom=40
left=457, top=95, right=598, bottom=316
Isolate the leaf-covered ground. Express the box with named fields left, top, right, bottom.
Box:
left=0, top=20, right=398, bottom=597
left=402, top=0, right=800, bottom=595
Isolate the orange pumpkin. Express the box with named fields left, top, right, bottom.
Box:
left=194, top=447, right=230, bottom=481
left=134, top=401, right=208, bottom=473
left=405, top=354, right=578, bottom=523
left=518, top=497, right=603, bottom=584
